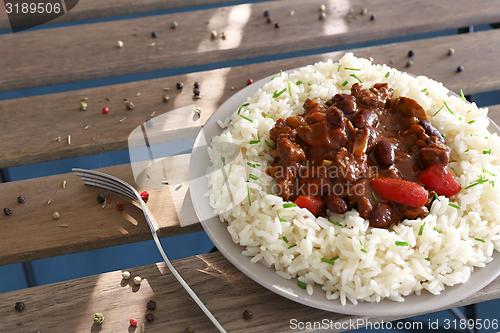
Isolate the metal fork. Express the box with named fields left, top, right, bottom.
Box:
left=72, top=168, right=227, bottom=333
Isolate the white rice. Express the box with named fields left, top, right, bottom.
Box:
left=207, top=53, right=500, bottom=304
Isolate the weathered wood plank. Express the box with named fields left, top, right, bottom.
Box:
left=0, top=0, right=241, bottom=30
left=1, top=252, right=499, bottom=333
left=0, top=154, right=199, bottom=266
left=2, top=29, right=500, bottom=168
left=1, top=0, right=500, bottom=91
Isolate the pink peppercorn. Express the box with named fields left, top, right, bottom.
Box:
left=140, top=191, right=149, bottom=203
left=246, top=79, right=254, bottom=86
left=102, top=106, right=110, bottom=115
left=129, top=318, right=138, bottom=327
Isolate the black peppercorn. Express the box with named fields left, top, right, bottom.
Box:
left=15, top=301, right=25, bottom=312
left=151, top=31, right=158, bottom=39
left=243, top=309, right=253, bottom=321
left=17, top=195, right=26, bottom=204
left=96, top=193, right=106, bottom=204
left=3, top=208, right=12, bottom=216
left=147, top=300, right=157, bottom=311
left=407, top=50, right=415, bottom=58
left=193, top=81, right=200, bottom=89
left=193, top=88, right=200, bottom=97
left=176, top=82, right=184, bottom=90
left=274, top=23, right=280, bottom=29
left=370, top=14, right=375, bottom=21
left=146, top=313, right=155, bottom=322
left=456, top=65, right=464, bottom=73
left=263, top=10, right=270, bottom=17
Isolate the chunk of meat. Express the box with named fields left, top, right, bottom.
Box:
left=276, top=137, right=306, bottom=165
left=392, top=97, right=427, bottom=120
left=419, top=146, right=449, bottom=167
left=351, top=83, right=392, bottom=108
left=270, top=118, right=295, bottom=142
left=332, top=93, right=357, bottom=114
left=326, top=105, right=344, bottom=128
left=325, top=193, right=348, bottom=214
left=333, top=148, right=366, bottom=182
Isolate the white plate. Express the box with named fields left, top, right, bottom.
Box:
left=189, top=73, right=500, bottom=317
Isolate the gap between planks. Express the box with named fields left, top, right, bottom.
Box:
left=3, top=29, right=500, bottom=168
left=1, top=0, right=500, bottom=90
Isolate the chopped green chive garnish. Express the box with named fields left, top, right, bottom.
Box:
left=287, top=81, right=292, bottom=97
left=263, top=114, right=274, bottom=119
left=483, top=168, right=496, bottom=177
left=249, top=139, right=260, bottom=144
left=239, top=114, right=252, bottom=122
left=341, top=80, right=349, bottom=87
left=395, top=241, right=410, bottom=247
left=247, top=185, right=252, bottom=206
left=433, top=192, right=440, bottom=201
left=272, top=88, right=287, bottom=99
left=425, top=257, right=431, bottom=261
left=295, top=80, right=303, bottom=85
left=282, top=236, right=289, bottom=243
left=418, top=222, right=426, bottom=236
left=433, top=106, right=444, bottom=117
left=448, top=202, right=461, bottom=209
left=221, top=156, right=226, bottom=165
left=443, top=101, right=456, bottom=116
left=465, top=176, right=490, bottom=189
left=421, top=88, right=429, bottom=96
left=237, top=102, right=250, bottom=115
left=337, top=64, right=342, bottom=71
left=360, top=240, right=367, bottom=253
left=321, top=256, right=340, bottom=265
left=384, top=72, right=390, bottom=78
left=329, top=219, right=345, bottom=227
left=467, top=120, right=476, bottom=124
left=474, top=238, right=485, bottom=243
left=288, top=244, right=296, bottom=249
left=434, top=227, right=443, bottom=233
left=307, top=81, right=313, bottom=86
left=483, top=149, right=492, bottom=154
left=297, top=280, right=307, bottom=289
left=460, top=89, right=466, bottom=102
left=464, top=148, right=470, bottom=153
left=248, top=174, right=259, bottom=181
left=344, top=67, right=361, bottom=71
left=283, top=203, right=297, bottom=208
left=265, top=139, right=275, bottom=148
left=247, top=162, right=261, bottom=168
left=349, top=73, right=363, bottom=83
left=277, top=212, right=287, bottom=222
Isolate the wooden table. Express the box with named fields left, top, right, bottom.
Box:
left=1, top=0, right=500, bottom=331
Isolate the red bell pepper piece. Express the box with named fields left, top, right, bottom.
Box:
left=418, top=164, right=461, bottom=197
left=295, top=195, right=324, bottom=216
left=371, top=178, right=428, bottom=208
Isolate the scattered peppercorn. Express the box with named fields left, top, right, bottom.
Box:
left=52, top=211, right=60, bottom=220
left=14, top=302, right=25, bottom=312
left=246, top=79, right=254, bottom=86
left=360, top=7, right=368, bottom=15
left=163, top=95, right=170, bottom=103
left=121, top=270, right=131, bottom=280
left=266, top=16, right=272, bottom=24
left=151, top=31, right=158, bottom=39
left=125, top=100, right=135, bottom=111
left=407, top=50, right=415, bottom=58
left=3, top=208, right=12, bottom=216
left=116, top=201, right=124, bottom=211
left=194, top=81, right=200, bottom=89
left=405, top=60, right=413, bottom=68
left=133, top=276, right=142, bottom=285
left=210, top=30, right=218, bottom=40
left=447, top=48, right=455, bottom=56
left=129, top=318, right=138, bottom=327
left=96, top=193, right=106, bottom=204
left=319, top=4, right=326, bottom=12
left=170, top=21, right=178, bottom=29
left=147, top=300, right=157, bottom=311
left=140, top=191, right=149, bottom=203
left=117, top=40, right=124, bottom=48
left=146, top=313, right=155, bottom=322
left=17, top=195, right=26, bottom=204
left=93, top=313, right=104, bottom=325
left=370, top=14, right=375, bottom=21
left=456, top=65, right=464, bottom=73
left=176, top=82, right=184, bottom=90
left=79, top=99, right=88, bottom=111
left=263, top=10, right=270, bottom=17
left=319, top=12, right=326, bottom=20
left=102, top=106, right=110, bottom=115
left=193, top=87, right=200, bottom=98
left=243, top=309, right=253, bottom=321
left=220, top=31, right=227, bottom=40
left=274, top=23, right=280, bottom=29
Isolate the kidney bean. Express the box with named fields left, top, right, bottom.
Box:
left=369, top=203, right=394, bottom=228
left=332, top=94, right=357, bottom=114
left=374, top=139, right=395, bottom=168
left=352, top=110, right=378, bottom=129
left=326, top=106, right=344, bottom=128
left=325, top=193, right=348, bottom=214
left=419, top=120, right=444, bottom=142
